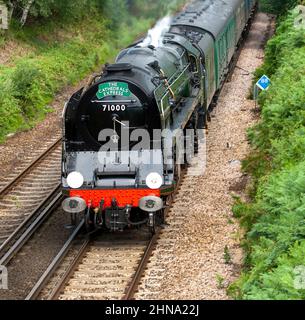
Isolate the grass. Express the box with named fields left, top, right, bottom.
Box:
left=0, top=15, right=153, bottom=142
left=224, top=246, right=233, bottom=265
left=216, top=275, right=225, bottom=289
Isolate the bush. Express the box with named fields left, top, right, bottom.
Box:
left=230, top=9, right=305, bottom=300
left=0, top=1, right=188, bottom=141
left=11, top=61, right=47, bottom=118
left=259, top=0, right=300, bottom=15
left=0, top=84, right=25, bottom=138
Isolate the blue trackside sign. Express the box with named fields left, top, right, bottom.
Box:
left=256, top=75, right=271, bottom=91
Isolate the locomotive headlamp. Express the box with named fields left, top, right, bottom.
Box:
left=62, top=197, right=87, bottom=214
left=67, top=172, right=84, bottom=189
left=146, top=172, right=163, bottom=190
left=139, top=196, right=163, bottom=213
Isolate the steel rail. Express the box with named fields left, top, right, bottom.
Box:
left=123, top=167, right=188, bottom=300
left=122, top=9, right=260, bottom=300
left=0, top=137, right=62, bottom=197
left=0, top=185, right=61, bottom=260
left=47, top=237, right=90, bottom=300
left=0, top=191, right=63, bottom=267
left=24, top=8, right=259, bottom=301
left=26, top=219, right=86, bottom=300
left=123, top=233, right=158, bottom=300
left=31, top=170, right=187, bottom=300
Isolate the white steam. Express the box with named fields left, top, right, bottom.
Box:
left=140, top=16, right=172, bottom=48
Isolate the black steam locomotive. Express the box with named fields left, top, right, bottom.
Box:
left=62, top=0, right=257, bottom=233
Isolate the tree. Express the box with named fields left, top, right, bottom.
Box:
left=1, top=0, right=188, bottom=28
left=2, top=0, right=39, bottom=26
left=20, top=0, right=34, bottom=26
left=99, top=0, right=129, bottom=29
left=260, top=0, right=301, bottom=15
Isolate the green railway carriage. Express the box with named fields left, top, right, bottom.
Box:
left=246, top=0, right=256, bottom=17
left=170, top=0, right=256, bottom=109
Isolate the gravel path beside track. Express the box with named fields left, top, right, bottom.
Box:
left=135, top=13, right=274, bottom=300
left=0, top=206, right=71, bottom=300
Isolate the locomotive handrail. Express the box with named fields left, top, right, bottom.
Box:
left=160, top=64, right=190, bottom=122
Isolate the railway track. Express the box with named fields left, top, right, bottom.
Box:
left=29, top=229, right=153, bottom=300
left=0, top=198, right=73, bottom=300
left=24, top=138, right=206, bottom=301
left=0, top=125, right=202, bottom=301
left=0, top=115, right=202, bottom=301
left=0, top=190, right=62, bottom=267
left=134, top=175, right=201, bottom=299
left=0, top=136, right=62, bottom=248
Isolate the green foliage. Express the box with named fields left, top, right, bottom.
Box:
left=0, top=83, right=25, bottom=138
left=231, top=10, right=305, bottom=300
left=11, top=61, right=47, bottom=118
left=254, top=12, right=305, bottom=79
left=259, top=0, right=300, bottom=15
left=3, top=0, right=187, bottom=28
left=216, top=274, right=225, bottom=289
left=224, top=246, right=233, bottom=265
left=0, top=1, right=187, bottom=141
left=99, top=0, right=129, bottom=29
left=129, top=0, right=186, bottom=18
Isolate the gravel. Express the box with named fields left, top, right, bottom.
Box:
left=0, top=207, right=71, bottom=300
left=135, top=13, right=275, bottom=301
left=0, top=41, right=31, bottom=65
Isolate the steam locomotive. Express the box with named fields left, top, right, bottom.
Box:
left=62, top=0, right=257, bottom=233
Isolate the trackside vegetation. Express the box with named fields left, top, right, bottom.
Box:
left=259, top=0, right=301, bottom=14
left=0, top=0, right=186, bottom=142
left=229, top=7, right=305, bottom=300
